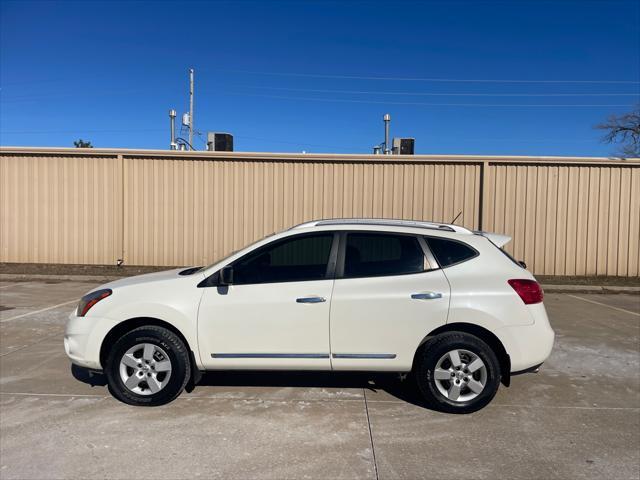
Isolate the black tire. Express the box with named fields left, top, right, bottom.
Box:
left=414, top=332, right=501, bottom=414
left=105, top=326, right=191, bottom=406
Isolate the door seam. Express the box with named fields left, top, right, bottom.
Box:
left=328, top=278, right=337, bottom=370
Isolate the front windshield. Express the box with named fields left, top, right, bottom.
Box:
left=203, top=232, right=277, bottom=270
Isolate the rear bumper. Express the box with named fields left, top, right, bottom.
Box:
left=496, top=304, right=555, bottom=373
left=511, top=363, right=544, bottom=375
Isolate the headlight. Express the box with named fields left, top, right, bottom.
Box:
left=77, top=289, right=112, bottom=317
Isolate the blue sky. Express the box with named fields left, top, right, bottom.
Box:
left=1, top=0, right=638, bottom=156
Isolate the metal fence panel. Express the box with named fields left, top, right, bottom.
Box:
left=1, top=153, right=122, bottom=265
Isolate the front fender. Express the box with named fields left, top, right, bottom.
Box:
left=107, top=301, right=202, bottom=366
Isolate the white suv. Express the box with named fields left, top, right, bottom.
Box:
left=65, top=219, right=554, bottom=413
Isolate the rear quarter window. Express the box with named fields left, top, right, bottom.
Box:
left=426, top=237, right=478, bottom=268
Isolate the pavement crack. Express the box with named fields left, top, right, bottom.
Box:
left=363, top=388, right=379, bottom=480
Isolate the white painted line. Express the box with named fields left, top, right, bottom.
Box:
left=491, top=403, right=640, bottom=411
left=0, top=299, right=77, bottom=323
left=566, top=294, right=640, bottom=317
left=0, top=392, right=107, bottom=398
left=0, top=283, right=29, bottom=290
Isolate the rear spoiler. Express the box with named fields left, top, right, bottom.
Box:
left=476, top=231, right=527, bottom=268
left=474, top=231, right=512, bottom=248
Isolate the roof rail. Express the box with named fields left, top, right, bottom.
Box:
left=291, top=218, right=472, bottom=234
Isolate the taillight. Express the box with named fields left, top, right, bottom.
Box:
left=508, top=279, right=543, bottom=305
left=77, top=289, right=112, bottom=316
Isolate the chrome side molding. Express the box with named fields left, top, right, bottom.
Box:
left=211, top=353, right=398, bottom=359
left=331, top=353, right=397, bottom=359
left=211, top=353, right=329, bottom=359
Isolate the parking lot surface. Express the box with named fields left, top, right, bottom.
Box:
left=1, top=280, right=638, bottom=479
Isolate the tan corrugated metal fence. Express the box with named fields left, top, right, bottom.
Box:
left=1, top=152, right=123, bottom=265
left=483, top=163, right=639, bottom=276
left=1, top=147, right=638, bottom=276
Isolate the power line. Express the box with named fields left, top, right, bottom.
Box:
left=1, top=128, right=164, bottom=134
left=2, top=87, right=636, bottom=106
left=225, top=92, right=634, bottom=107
left=194, top=131, right=208, bottom=146
left=215, top=68, right=640, bottom=84
left=0, top=89, right=144, bottom=103
left=248, top=86, right=640, bottom=97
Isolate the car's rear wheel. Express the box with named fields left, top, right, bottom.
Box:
left=414, top=332, right=501, bottom=414
left=105, top=326, right=191, bottom=406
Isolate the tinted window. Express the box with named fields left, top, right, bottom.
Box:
left=344, top=233, right=426, bottom=278
left=232, top=234, right=333, bottom=284
left=426, top=237, right=477, bottom=267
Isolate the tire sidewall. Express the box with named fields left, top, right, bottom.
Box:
left=105, top=327, right=190, bottom=406
left=416, top=333, right=501, bottom=413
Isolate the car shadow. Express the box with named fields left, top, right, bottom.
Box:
left=71, top=365, right=429, bottom=408
left=71, top=364, right=108, bottom=387
left=197, top=370, right=429, bottom=406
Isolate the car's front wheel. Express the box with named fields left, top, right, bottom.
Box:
left=414, top=332, right=501, bottom=413
left=105, top=326, right=191, bottom=406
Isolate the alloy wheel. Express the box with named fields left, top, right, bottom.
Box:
left=119, top=343, right=172, bottom=395
left=433, top=349, right=487, bottom=402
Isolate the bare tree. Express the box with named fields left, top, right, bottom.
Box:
left=596, top=105, right=640, bottom=158
left=73, top=139, right=93, bottom=148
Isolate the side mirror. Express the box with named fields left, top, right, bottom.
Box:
left=518, top=260, right=528, bottom=269
left=219, top=266, right=234, bottom=285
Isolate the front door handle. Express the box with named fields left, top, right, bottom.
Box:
left=411, top=292, right=443, bottom=300
left=296, top=296, right=326, bottom=304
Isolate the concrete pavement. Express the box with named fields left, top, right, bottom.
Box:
left=0, top=280, right=638, bottom=479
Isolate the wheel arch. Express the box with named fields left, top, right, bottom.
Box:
left=414, top=322, right=511, bottom=386
left=99, top=317, right=202, bottom=390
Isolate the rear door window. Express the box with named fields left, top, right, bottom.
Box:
left=343, top=233, right=427, bottom=278
left=426, top=237, right=478, bottom=267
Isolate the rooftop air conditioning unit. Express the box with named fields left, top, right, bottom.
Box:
left=206, top=132, right=234, bottom=152
left=392, top=137, right=415, bottom=155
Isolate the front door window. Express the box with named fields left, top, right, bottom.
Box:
left=232, top=233, right=334, bottom=284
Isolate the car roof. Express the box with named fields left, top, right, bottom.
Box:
left=290, top=218, right=473, bottom=235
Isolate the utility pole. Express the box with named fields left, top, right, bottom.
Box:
left=189, top=68, right=194, bottom=149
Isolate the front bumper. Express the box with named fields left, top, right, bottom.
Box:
left=64, top=311, right=114, bottom=370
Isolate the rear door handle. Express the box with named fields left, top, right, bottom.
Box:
left=296, top=296, right=326, bottom=304
left=411, top=292, right=443, bottom=300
